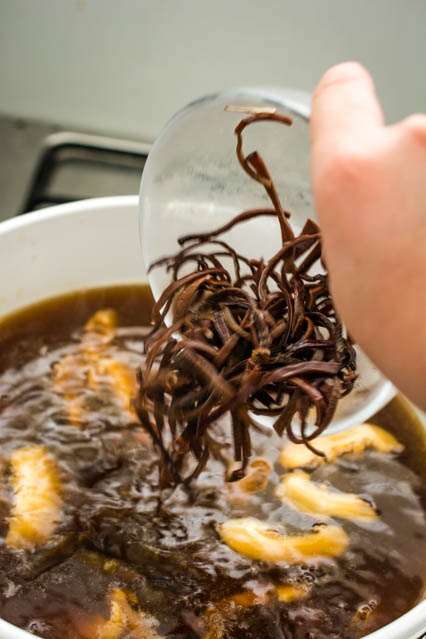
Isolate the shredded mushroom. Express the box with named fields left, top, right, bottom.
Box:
left=135, top=111, right=357, bottom=486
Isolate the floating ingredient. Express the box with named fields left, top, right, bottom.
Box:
left=220, top=517, right=348, bottom=563
left=6, top=445, right=62, bottom=550
left=227, top=459, right=271, bottom=494
left=276, top=470, right=378, bottom=521
left=77, top=588, right=162, bottom=639
left=53, top=308, right=138, bottom=425
left=280, top=423, right=403, bottom=469
left=275, top=583, right=309, bottom=602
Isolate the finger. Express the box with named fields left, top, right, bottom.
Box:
left=311, top=62, right=384, bottom=144
left=394, top=113, right=426, bottom=147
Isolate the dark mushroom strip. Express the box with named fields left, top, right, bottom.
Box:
left=136, top=111, right=357, bottom=485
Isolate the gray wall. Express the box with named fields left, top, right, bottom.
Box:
left=0, top=0, right=425, bottom=139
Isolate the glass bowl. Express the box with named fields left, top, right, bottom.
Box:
left=139, top=87, right=396, bottom=434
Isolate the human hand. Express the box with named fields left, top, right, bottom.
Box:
left=310, top=62, right=426, bottom=410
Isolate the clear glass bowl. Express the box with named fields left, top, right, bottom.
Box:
left=139, top=86, right=395, bottom=434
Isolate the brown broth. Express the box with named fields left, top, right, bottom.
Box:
left=0, top=285, right=424, bottom=639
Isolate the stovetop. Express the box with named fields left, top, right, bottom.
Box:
left=0, top=114, right=151, bottom=220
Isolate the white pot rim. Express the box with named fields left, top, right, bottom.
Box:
left=0, top=195, right=139, bottom=235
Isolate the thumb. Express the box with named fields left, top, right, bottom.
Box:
left=311, top=62, right=384, bottom=145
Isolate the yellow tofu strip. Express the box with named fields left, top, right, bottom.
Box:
left=84, top=309, right=118, bottom=335
left=52, top=352, right=86, bottom=426
left=204, top=589, right=269, bottom=639
left=228, top=459, right=271, bottom=494
left=220, top=517, right=348, bottom=563
left=226, top=590, right=268, bottom=607
left=276, top=470, right=378, bottom=521
left=53, top=309, right=137, bottom=426
left=204, top=583, right=309, bottom=638
left=77, top=589, right=162, bottom=639
left=6, top=445, right=62, bottom=550
left=92, top=357, right=138, bottom=420
left=224, top=584, right=309, bottom=606
left=99, top=593, right=127, bottom=639
left=215, top=581, right=308, bottom=610
left=280, top=424, right=403, bottom=470
left=275, top=583, right=309, bottom=602
left=103, top=589, right=163, bottom=639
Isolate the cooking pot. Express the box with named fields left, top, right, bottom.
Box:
left=0, top=197, right=424, bottom=639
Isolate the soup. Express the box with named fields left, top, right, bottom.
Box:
left=0, top=285, right=425, bottom=639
